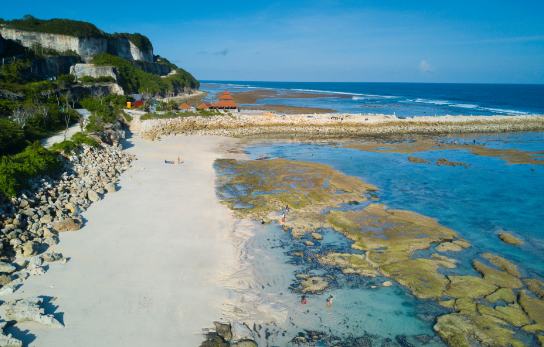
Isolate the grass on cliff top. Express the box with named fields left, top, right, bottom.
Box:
left=91, top=53, right=199, bottom=94
left=0, top=16, right=153, bottom=51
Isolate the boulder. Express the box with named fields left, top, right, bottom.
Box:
left=43, top=236, right=59, bottom=246
left=498, top=232, right=524, bottom=246
left=87, top=190, right=100, bottom=202
left=30, top=256, right=44, bottom=267
left=43, top=228, right=58, bottom=238
left=0, top=274, right=12, bottom=286
left=105, top=182, right=117, bottom=193
left=52, top=218, right=82, bottom=232
left=304, top=241, right=314, bottom=246
left=213, top=322, right=232, bottom=341
left=0, top=285, right=18, bottom=295
left=0, top=262, right=16, bottom=274
left=4, top=297, right=63, bottom=328
left=41, top=252, right=63, bottom=262
left=39, top=215, right=53, bottom=224
left=382, top=281, right=393, bottom=287
left=230, top=322, right=255, bottom=344
left=22, top=241, right=39, bottom=257
left=0, top=322, right=22, bottom=347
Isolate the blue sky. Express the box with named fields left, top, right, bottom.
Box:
left=2, top=0, right=543, bottom=83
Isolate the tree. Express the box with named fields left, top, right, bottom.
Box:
left=12, top=104, right=30, bottom=129
left=78, top=112, right=87, bottom=132
left=63, top=111, right=71, bottom=140
left=94, top=88, right=105, bottom=105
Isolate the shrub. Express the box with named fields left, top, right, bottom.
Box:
left=0, top=141, right=62, bottom=198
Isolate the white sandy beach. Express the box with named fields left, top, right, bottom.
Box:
left=1, top=135, right=240, bottom=346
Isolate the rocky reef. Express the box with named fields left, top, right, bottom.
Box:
left=214, top=158, right=544, bottom=347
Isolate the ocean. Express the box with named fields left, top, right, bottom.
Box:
left=214, top=132, right=544, bottom=346
left=200, top=81, right=544, bottom=117
left=207, top=81, right=544, bottom=346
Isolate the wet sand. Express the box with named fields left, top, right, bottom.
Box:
left=2, top=135, right=240, bottom=346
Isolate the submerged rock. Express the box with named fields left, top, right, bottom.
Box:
left=4, top=297, right=63, bottom=328
left=311, top=233, right=322, bottom=240
left=498, top=232, right=524, bottom=246
left=318, top=253, right=378, bottom=277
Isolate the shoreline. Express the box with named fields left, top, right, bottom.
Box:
left=137, top=113, right=544, bottom=140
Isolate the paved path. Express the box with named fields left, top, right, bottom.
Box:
left=41, top=109, right=90, bottom=147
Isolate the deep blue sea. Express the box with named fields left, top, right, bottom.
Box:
left=201, top=81, right=544, bottom=117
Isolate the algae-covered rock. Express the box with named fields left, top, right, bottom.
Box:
left=522, top=324, right=544, bottom=334
left=499, top=232, right=524, bottom=246
left=537, top=334, right=544, bottom=347
left=380, top=259, right=449, bottom=299
left=436, top=242, right=463, bottom=252
left=304, top=241, right=314, bottom=246
left=431, top=253, right=458, bottom=264
left=300, top=277, right=329, bottom=293
left=518, top=290, right=544, bottom=324
left=311, top=233, right=322, bottom=240
left=477, top=303, right=531, bottom=327
left=318, top=253, right=378, bottom=277
left=444, top=276, right=497, bottom=299
left=433, top=312, right=524, bottom=347
left=481, top=253, right=521, bottom=277
left=454, top=298, right=476, bottom=312
left=452, top=239, right=471, bottom=248
left=523, top=278, right=544, bottom=299
left=439, top=300, right=456, bottom=309
left=293, top=251, right=304, bottom=257
left=485, top=288, right=516, bottom=304
left=472, top=260, right=523, bottom=289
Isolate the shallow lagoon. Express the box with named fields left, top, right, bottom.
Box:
left=216, top=131, right=544, bottom=346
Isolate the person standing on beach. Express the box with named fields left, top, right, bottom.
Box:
left=326, top=295, right=334, bottom=307
left=286, top=205, right=289, bottom=214
left=178, top=157, right=181, bottom=164
left=282, top=212, right=285, bottom=223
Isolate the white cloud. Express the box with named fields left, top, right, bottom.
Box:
left=417, top=60, right=434, bottom=73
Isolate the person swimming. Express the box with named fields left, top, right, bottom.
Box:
left=301, top=296, right=307, bottom=304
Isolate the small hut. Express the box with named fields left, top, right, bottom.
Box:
left=178, top=103, right=191, bottom=110
left=197, top=103, right=209, bottom=110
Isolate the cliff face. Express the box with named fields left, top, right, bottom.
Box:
left=130, top=61, right=172, bottom=76
left=0, top=34, right=5, bottom=57
left=70, top=63, right=119, bottom=82
left=0, top=28, right=153, bottom=63
left=29, top=55, right=80, bottom=79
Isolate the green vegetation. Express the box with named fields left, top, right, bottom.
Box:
left=81, top=93, right=132, bottom=132
left=29, top=42, right=79, bottom=58
left=1, top=15, right=105, bottom=37
left=79, top=75, right=116, bottom=84
left=0, top=141, right=62, bottom=198
left=0, top=15, right=153, bottom=51
left=91, top=53, right=199, bottom=94
left=49, top=132, right=100, bottom=155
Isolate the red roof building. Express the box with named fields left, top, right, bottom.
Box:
left=132, top=100, right=144, bottom=108
left=197, top=103, right=209, bottom=110
left=178, top=103, right=191, bottom=110
left=210, top=90, right=238, bottom=109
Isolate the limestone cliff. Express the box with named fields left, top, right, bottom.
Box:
left=29, top=56, right=80, bottom=79
left=0, top=27, right=153, bottom=63
left=129, top=61, right=172, bottom=76
left=70, top=63, right=119, bottom=82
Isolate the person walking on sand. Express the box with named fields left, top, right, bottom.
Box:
left=178, top=157, right=181, bottom=164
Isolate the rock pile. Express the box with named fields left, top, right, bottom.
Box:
left=0, top=144, right=133, bottom=265
left=139, top=113, right=544, bottom=140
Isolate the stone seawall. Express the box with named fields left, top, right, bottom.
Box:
left=139, top=113, right=544, bottom=140
left=0, top=28, right=153, bottom=63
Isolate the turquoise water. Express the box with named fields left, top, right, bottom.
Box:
left=215, top=131, right=544, bottom=346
